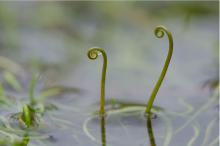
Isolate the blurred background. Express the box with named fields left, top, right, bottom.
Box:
left=0, top=1, right=218, bottom=101
left=0, top=1, right=218, bottom=146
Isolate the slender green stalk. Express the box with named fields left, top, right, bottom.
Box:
left=87, top=47, right=107, bottom=116
left=145, top=26, right=173, bottom=114
left=29, top=75, right=38, bottom=105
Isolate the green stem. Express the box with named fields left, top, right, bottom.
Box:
left=145, top=26, right=173, bottom=114
left=29, top=74, right=38, bottom=105
left=88, top=47, right=107, bottom=116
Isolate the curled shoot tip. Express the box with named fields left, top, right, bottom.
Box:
left=145, top=25, right=173, bottom=114
left=87, top=47, right=107, bottom=116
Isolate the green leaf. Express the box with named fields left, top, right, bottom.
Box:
left=3, top=71, right=22, bottom=92
left=28, top=74, right=39, bottom=105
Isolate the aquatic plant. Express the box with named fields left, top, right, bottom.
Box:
left=19, top=75, right=68, bottom=127
left=28, top=74, right=39, bottom=105
left=145, top=25, right=173, bottom=114
left=87, top=47, right=107, bottom=116
left=20, top=104, right=39, bottom=128
left=86, top=26, right=173, bottom=117
left=2, top=71, right=81, bottom=130
left=19, top=75, right=41, bottom=128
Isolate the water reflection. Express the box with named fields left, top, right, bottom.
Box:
left=99, top=114, right=157, bottom=146
left=13, top=134, right=29, bottom=146
left=100, top=116, right=106, bottom=146
left=146, top=116, right=156, bottom=146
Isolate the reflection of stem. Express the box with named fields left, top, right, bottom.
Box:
left=13, top=134, right=29, bottom=146
left=100, top=116, right=107, bottom=146
left=146, top=116, right=156, bottom=146
left=22, top=134, right=30, bottom=146
left=83, top=115, right=109, bottom=146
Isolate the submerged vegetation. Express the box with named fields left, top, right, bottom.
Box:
left=0, top=58, right=82, bottom=145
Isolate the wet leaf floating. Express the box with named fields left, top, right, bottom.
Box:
left=87, top=47, right=107, bottom=116
left=145, top=25, right=173, bottom=114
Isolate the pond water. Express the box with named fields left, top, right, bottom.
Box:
left=0, top=1, right=218, bottom=146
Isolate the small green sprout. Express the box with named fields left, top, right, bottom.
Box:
left=145, top=25, right=173, bottom=114
left=20, top=104, right=36, bottom=128
left=19, top=75, right=41, bottom=128
left=87, top=47, right=107, bottom=116
left=21, top=105, right=32, bottom=127
left=28, top=74, right=39, bottom=105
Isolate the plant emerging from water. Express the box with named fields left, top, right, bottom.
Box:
left=87, top=26, right=173, bottom=116
left=145, top=25, right=173, bottom=114
left=8, top=74, right=47, bottom=128
left=87, top=47, right=107, bottom=116
left=19, top=75, right=41, bottom=128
